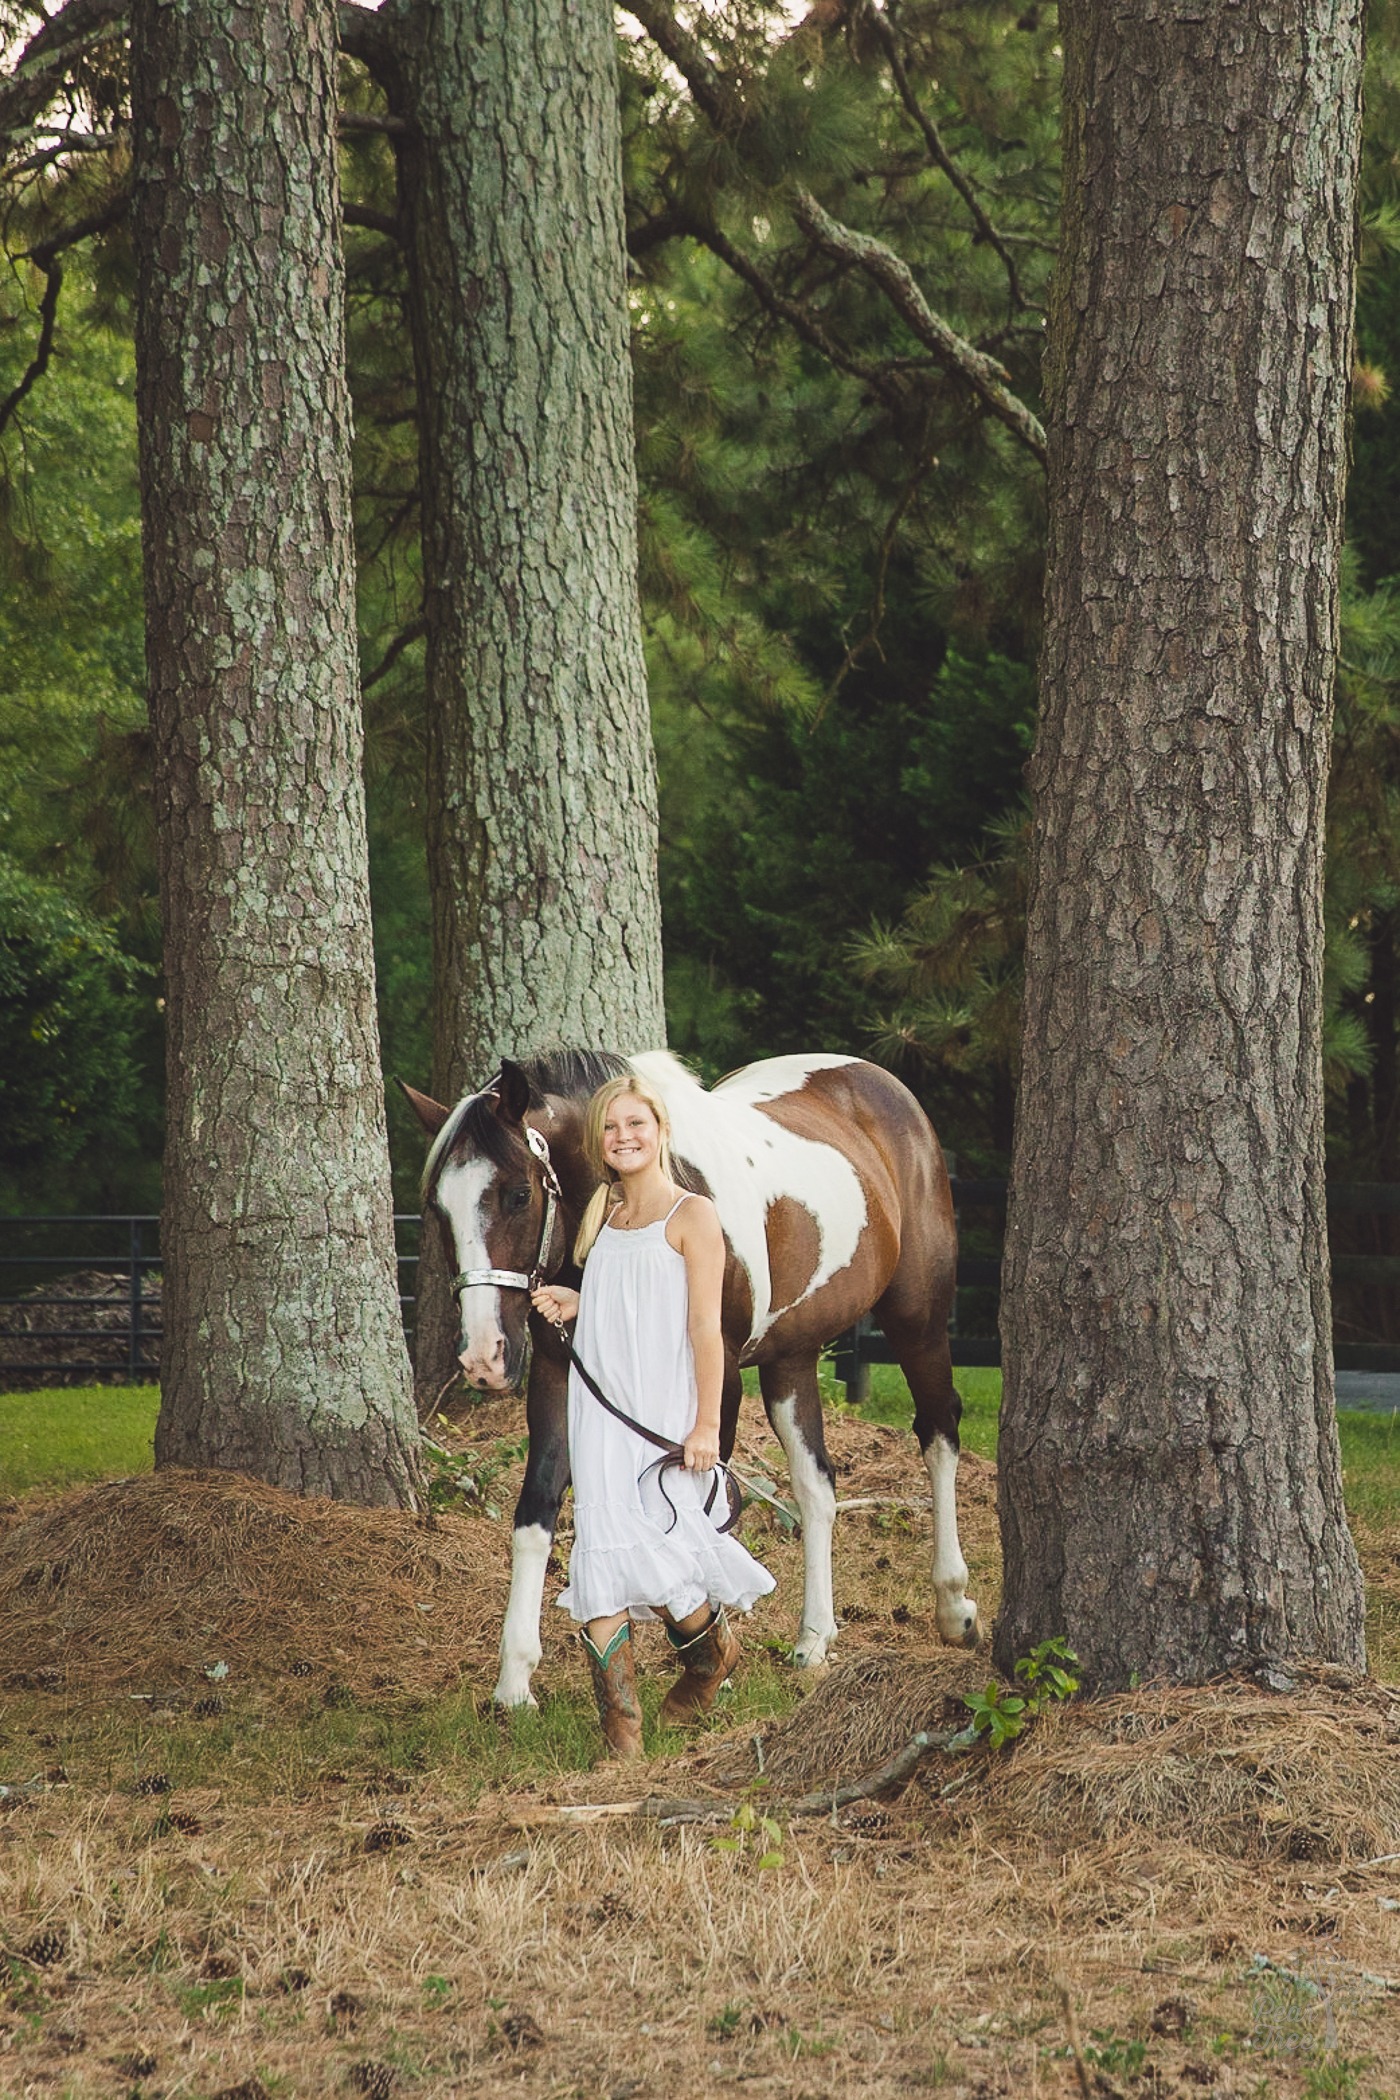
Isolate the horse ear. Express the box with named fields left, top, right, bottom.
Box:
left=395, top=1078, right=451, bottom=1137
left=496, top=1059, right=532, bottom=1125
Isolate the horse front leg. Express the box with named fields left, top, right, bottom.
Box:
left=760, top=1354, right=838, bottom=1668
left=887, top=1317, right=979, bottom=1648
left=494, top=1359, right=570, bottom=1708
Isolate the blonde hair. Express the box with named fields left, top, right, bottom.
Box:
left=574, top=1072, right=677, bottom=1263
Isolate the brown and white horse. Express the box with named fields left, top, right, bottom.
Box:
left=403, top=1047, right=979, bottom=1707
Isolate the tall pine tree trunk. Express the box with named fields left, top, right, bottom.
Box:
left=368, top=0, right=667, bottom=1395
left=131, top=0, right=420, bottom=1505
left=996, top=0, right=1367, bottom=1684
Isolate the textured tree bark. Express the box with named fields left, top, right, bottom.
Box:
left=996, top=0, right=1368, bottom=1684
left=131, top=0, right=420, bottom=1505
left=371, top=0, right=668, bottom=1397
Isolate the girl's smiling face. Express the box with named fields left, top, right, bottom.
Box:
left=601, top=1093, right=662, bottom=1178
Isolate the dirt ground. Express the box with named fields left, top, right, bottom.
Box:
left=2, top=1407, right=1400, bottom=2099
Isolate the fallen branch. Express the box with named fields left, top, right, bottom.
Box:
left=788, top=1727, right=963, bottom=1812
left=521, top=1726, right=967, bottom=1830
left=834, top=1494, right=935, bottom=1514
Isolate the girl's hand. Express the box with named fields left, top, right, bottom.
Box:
left=531, top=1285, right=580, bottom=1326
left=683, top=1422, right=720, bottom=1473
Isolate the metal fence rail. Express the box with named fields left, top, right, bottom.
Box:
left=0, top=1214, right=422, bottom=1387
left=2, top=1187, right=1398, bottom=1389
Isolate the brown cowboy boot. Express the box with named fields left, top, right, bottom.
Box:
left=580, top=1623, right=643, bottom=1759
left=658, top=1605, right=741, bottom=1726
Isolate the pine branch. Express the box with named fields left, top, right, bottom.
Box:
left=0, top=248, right=61, bottom=441
left=814, top=429, right=936, bottom=720
left=627, top=205, right=691, bottom=259
left=791, top=189, right=1046, bottom=466
left=691, top=220, right=908, bottom=415
left=532, top=1728, right=967, bottom=1827
left=361, top=614, right=426, bottom=693
left=0, top=0, right=127, bottom=147
left=0, top=192, right=130, bottom=441
left=27, top=192, right=128, bottom=268
left=622, top=0, right=743, bottom=136
left=343, top=200, right=399, bottom=240
left=861, top=0, right=1038, bottom=313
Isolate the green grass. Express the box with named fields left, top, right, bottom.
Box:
left=21, top=1650, right=799, bottom=1800
left=1333, top=1404, right=1400, bottom=1522
left=0, top=1381, right=157, bottom=1493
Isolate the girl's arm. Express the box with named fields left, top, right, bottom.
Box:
left=671, top=1195, right=726, bottom=1471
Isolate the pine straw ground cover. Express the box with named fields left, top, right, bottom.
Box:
left=0, top=1405, right=1398, bottom=2095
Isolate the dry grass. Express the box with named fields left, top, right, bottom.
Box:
left=0, top=1408, right=1399, bottom=2095
left=0, top=1467, right=519, bottom=1698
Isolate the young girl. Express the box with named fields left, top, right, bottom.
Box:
left=531, top=1072, right=775, bottom=1759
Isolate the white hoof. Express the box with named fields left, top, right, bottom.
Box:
left=936, top=1590, right=981, bottom=1649
left=793, top=1625, right=837, bottom=1668
left=492, top=1664, right=540, bottom=1709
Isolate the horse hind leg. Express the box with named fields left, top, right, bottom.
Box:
left=760, top=1354, right=838, bottom=1668
left=885, top=1316, right=980, bottom=1648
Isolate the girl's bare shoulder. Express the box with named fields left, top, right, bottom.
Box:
left=668, top=1189, right=722, bottom=1250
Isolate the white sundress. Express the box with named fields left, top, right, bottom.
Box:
left=556, top=1195, right=776, bottom=1626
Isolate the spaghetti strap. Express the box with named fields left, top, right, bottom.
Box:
left=663, top=1192, right=692, bottom=1224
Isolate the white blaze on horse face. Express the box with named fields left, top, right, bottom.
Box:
left=435, top=1156, right=510, bottom=1389
left=924, top=1434, right=979, bottom=1646
left=630, top=1050, right=867, bottom=1347
left=769, top=1394, right=839, bottom=1668
left=495, top=1521, right=552, bottom=1706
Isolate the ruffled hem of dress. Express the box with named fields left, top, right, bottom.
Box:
left=555, top=1531, right=776, bottom=1626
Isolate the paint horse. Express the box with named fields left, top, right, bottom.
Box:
left=403, top=1047, right=979, bottom=1707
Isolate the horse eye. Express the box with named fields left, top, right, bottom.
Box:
left=506, top=1186, right=531, bottom=1213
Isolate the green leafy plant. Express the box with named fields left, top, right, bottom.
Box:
left=961, top=1637, right=1080, bottom=1749
left=710, top=1780, right=786, bottom=1871
left=1013, top=1636, right=1081, bottom=1702
left=1084, top=2032, right=1148, bottom=2077
left=707, top=2004, right=744, bottom=2039
left=421, top=1433, right=528, bottom=1519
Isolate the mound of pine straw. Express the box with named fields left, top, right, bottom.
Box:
left=0, top=1467, right=525, bottom=1696
left=737, top=1650, right=1400, bottom=1865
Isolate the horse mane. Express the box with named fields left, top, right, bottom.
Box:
left=421, top=1047, right=635, bottom=1197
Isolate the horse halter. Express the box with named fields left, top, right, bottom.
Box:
left=449, top=1123, right=564, bottom=1299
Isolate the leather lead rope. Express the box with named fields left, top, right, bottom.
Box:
left=546, top=1317, right=742, bottom=1537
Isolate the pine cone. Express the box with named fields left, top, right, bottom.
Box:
left=363, top=1823, right=411, bottom=1854
left=21, top=1926, right=67, bottom=1967
left=348, top=2062, right=394, bottom=2098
